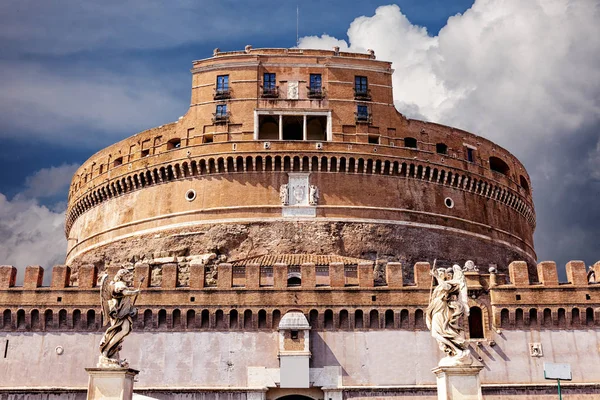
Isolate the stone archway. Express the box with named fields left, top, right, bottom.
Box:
left=277, top=395, right=314, bottom=400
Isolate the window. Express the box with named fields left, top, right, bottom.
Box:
left=291, top=330, right=299, bottom=339
left=141, top=149, right=150, bottom=157
left=355, top=76, right=368, bottom=93
left=368, top=135, right=379, bottom=144
left=167, top=138, right=181, bottom=150
left=356, top=105, right=370, bottom=123
left=215, top=75, right=230, bottom=99
left=262, top=73, right=278, bottom=97
left=404, top=137, right=417, bottom=148
left=436, top=143, right=448, bottom=154
left=519, top=175, right=530, bottom=193
left=216, top=104, right=227, bottom=117
left=308, top=74, right=323, bottom=98
left=113, top=157, right=123, bottom=167
left=216, top=75, right=228, bottom=91
left=466, top=147, right=474, bottom=162
left=489, top=156, right=510, bottom=175
left=213, top=104, right=228, bottom=123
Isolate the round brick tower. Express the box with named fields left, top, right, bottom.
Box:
left=65, top=47, right=535, bottom=275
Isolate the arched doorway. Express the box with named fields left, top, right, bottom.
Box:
left=277, top=396, right=314, bottom=400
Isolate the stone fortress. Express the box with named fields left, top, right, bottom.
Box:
left=0, top=47, right=598, bottom=399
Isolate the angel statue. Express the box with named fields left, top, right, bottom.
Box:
left=98, top=268, right=143, bottom=368
left=425, top=263, right=473, bottom=366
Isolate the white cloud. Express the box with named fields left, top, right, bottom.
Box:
left=299, top=1, right=600, bottom=155
left=22, top=163, right=80, bottom=198
left=0, top=193, right=67, bottom=283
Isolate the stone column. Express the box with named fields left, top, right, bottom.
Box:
left=432, top=365, right=483, bottom=400
left=86, top=368, right=139, bottom=400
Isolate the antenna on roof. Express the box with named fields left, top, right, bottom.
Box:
left=296, top=5, right=299, bottom=47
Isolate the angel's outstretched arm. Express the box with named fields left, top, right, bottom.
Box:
left=123, top=289, right=140, bottom=296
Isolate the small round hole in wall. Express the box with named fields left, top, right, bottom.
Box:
left=185, top=189, right=196, bottom=202
left=444, top=197, right=454, bottom=209
left=55, top=346, right=64, bottom=355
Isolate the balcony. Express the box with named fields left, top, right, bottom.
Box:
left=307, top=86, right=325, bottom=99
left=355, top=112, right=372, bottom=124
left=212, top=112, right=230, bottom=124
left=213, top=88, right=231, bottom=100
left=261, top=86, right=279, bottom=98
left=354, top=88, right=371, bottom=101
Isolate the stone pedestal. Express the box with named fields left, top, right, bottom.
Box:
left=86, top=368, right=139, bottom=400
left=432, top=365, right=483, bottom=400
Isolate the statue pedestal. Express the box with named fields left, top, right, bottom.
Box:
left=432, top=365, right=483, bottom=400
left=85, top=368, right=139, bottom=400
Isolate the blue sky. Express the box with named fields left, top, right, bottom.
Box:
left=0, top=0, right=598, bottom=278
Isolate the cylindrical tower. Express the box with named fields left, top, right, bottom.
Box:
left=65, top=48, right=535, bottom=274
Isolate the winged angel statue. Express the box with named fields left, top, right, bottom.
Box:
left=425, top=263, right=473, bottom=366
left=98, top=268, right=142, bottom=368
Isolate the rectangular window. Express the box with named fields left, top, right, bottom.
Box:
left=216, top=104, right=227, bottom=117
left=264, top=73, right=276, bottom=89
left=467, top=148, right=474, bottom=162
left=357, top=105, right=369, bottom=118
left=310, top=74, right=322, bottom=90
left=355, top=76, right=368, bottom=93
left=216, top=75, right=229, bottom=91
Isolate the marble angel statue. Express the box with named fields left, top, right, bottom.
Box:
left=425, top=263, right=473, bottom=366
left=98, top=268, right=142, bottom=368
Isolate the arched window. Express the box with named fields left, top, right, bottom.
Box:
left=272, top=310, right=281, bottom=328
left=215, top=310, right=225, bottom=329
left=400, top=309, right=409, bottom=329
left=529, top=309, right=538, bottom=327
left=31, top=310, right=40, bottom=330
left=87, top=310, right=96, bottom=330
left=339, top=310, right=349, bottom=329
left=59, top=309, right=67, bottom=329
left=586, top=308, right=594, bottom=325
left=500, top=309, right=509, bottom=327
left=369, top=310, right=379, bottom=329
left=143, top=309, right=152, bottom=329
left=468, top=307, right=484, bottom=338
left=515, top=308, right=524, bottom=328
left=158, top=309, right=167, bottom=329
left=354, top=310, right=363, bottom=329
left=543, top=308, right=552, bottom=327
left=404, top=137, right=417, bottom=149
left=73, top=309, right=81, bottom=329
left=489, top=156, right=510, bottom=175
left=243, top=310, right=252, bottom=329
left=44, top=310, right=53, bottom=330
left=258, top=309, right=267, bottom=329
left=2, top=309, right=10, bottom=329
left=415, top=309, right=425, bottom=329
left=17, top=310, right=26, bottom=329
left=173, top=309, right=181, bottom=329
left=324, top=309, right=334, bottom=329
left=558, top=308, right=566, bottom=328
left=571, top=308, right=580, bottom=326
left=187, top=310, right=196, bottom=329
left=309, top=309, right=319, bottom=329
left=287, top=274, right=301, bottom=287
left=385, top=309, right=394, bottom=329
left=201, top=309, right=210, bottom=329
left=230, top=310, right=238, bottom=329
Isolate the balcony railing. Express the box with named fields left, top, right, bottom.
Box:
left=355, top=112, right=372, bottom=124
left=261, top=86, right=279, bottom=98
left=212, top=112, right=230, bottom=124
left=307, top=86, right=325, bottom=99
left=354, top=88, right=371, bottom=101
left=213, top=88, right=231, bottom=100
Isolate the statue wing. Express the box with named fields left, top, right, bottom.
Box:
left=452, top=265, right=470, bottom=316
left=99, top=273, right=111, bottom=327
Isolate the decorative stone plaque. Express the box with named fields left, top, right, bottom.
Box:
left=287, top=81, right=299, bottom=100
left=282, top=173, right=316, bottom=217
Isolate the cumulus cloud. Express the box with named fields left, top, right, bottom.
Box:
left=0, top=194, right=67, bottom=284
left=299, top=1, right=600, bottom=269
left=299, top=1, right=600, bottom=153
left=22, top=163, right=79, bottom=199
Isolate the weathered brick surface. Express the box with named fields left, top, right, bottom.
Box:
left=24, top=266, right=44, bottom=289
left=386, top=262, right=403, bottom=288
left=0, top=266, right=16, bottom=288
left=537, top=261, right=559, bottom=285
left=566, top=260, right=587, bottom=285
left=51, top=265, right=71, bottom=288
